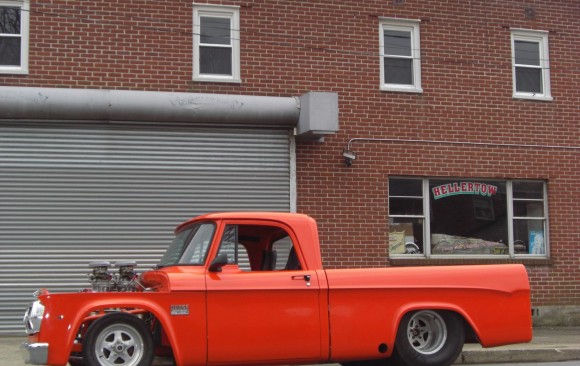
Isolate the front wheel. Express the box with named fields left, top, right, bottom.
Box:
left=392, top=310, right=464, bottom=366
left=82, top=312, right=154, bottom=366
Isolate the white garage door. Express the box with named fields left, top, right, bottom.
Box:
left=0, top=122, right=292, bottom=334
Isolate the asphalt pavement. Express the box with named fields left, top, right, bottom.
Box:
left=2, top=326, right=580, bottom=366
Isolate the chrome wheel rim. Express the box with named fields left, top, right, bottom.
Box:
left=406, top=310, right=448, bottom=355
left=94, top=323, right=145, bottom=366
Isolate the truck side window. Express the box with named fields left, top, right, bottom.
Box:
left=272, top=236, right=301, bottom=270
left=216, top=225, right=251, bottom=271
left=216, top=224, right=301, bottom=271
left=217, top=225, right=238, bottom=265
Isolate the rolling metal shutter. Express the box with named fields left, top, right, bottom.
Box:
left=0, top=122, right=292, bottom=335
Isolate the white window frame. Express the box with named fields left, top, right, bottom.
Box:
left=379, top=18, right=422, bottom=93
left=0, top=0, right=29, bottom=74
left=389, top=177, right=549, bottom=259
left=193, top=4, right=240, bottom=83
left=511, top=29, right=552, bottom=101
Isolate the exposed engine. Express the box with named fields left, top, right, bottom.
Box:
left=87, top=260, right=140, bottom=292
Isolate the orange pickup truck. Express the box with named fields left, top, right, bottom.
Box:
left=22, top=212, right=532, bottom=366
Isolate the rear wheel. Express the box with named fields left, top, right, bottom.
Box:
left=392, top=310, right=464, bottom=366
left=82, top=313, right=154, bottom=366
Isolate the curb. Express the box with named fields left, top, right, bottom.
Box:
left=457, top=347, right=580, bottom=364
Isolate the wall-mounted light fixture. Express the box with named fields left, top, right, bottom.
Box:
left=342, top=149, right=357, bottom=166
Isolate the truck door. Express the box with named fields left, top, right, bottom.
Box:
left=206, top=223, right=323, bottom=364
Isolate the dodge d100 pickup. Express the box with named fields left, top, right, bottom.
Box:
left=22, top=212, right=532, bottom=366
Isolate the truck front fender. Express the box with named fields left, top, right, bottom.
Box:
left=38, top=291, right=206, bottom=366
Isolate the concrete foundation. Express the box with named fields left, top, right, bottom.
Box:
left=532, top=305, right=580, bottom=326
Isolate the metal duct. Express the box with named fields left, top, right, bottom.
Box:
left=0, top=86, right=301, bottom=126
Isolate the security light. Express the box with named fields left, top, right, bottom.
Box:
left=342, top=149, right=357, bottom=167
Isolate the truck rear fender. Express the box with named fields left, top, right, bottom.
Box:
left=390, top=302, right=480, bottom=344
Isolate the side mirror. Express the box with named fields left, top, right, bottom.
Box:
left=209, top=253, right=229, bottom=272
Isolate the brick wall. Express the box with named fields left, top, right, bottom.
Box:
left=1, top=0, right=579, bottom=306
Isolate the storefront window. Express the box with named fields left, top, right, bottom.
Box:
left=389, top=178, right=424, bottom=255
left=430, top=179, right=508, bottom=255
left=513, top=181, right=547, bottom=255
left=388, top=177, right=548, bottom=258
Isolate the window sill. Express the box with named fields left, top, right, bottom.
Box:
left=0, top=68, right=28, bottom=75
left=380, top=85, right=423, bottom=93
left=389, top=256, right=552, bottom=267
left=513, top=93, right=553, bottom=102
left=193, top=76, right=241, bottom=84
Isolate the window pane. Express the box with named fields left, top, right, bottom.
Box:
left=384, top=30, right=411, bottom=57
left=515, top=40, right=540, bottom=66
left=173, top=223, right=216, bottom=265
left=272, top=236, right=295, bottom=270
left=217, top=225, right=237, bottom=264
left=0, top=7, right=21, bottom=34
left=200, top=17, right=231, bottom=45
left=430, top=180, right=508, bottom=255
left=389, top=217, right=424, bottom=255
left=516, top=67, right=542, bottom=93
left=0, top=37, right=20, bottom=66
left=513, top=219, right=545, bottom=255
left=389, top=197, right=423, bottom=215
left=389, top=178, right=422, bottom=197
left=200, top=46, right=232, bottom=75
left=513, top=181, right=544, bottom=199
left=384, top=58, right=412, bottom=84
left=513, top=201, right=544, bottom=217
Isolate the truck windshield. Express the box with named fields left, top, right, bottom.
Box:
left=157, top=222, right=215, bottom=267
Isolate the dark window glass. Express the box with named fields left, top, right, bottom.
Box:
left=516, top=67, right=542, bottom=93
left=390, top=178, right=422, bottom=196
left=429, top=180, right=508, bottom=255
left=0, top=38, right=20, bottom=66
left=0, top=7, right=20, bottom=34
left=389, top=197, right=423, bottom=215
left=513, top=181, right=544, bottom=199
left=513, top=201, right=544, bottom=217
left=515, top=40, right=540, bottom=66
left=200, top=17, right=230, bottom=45
left=384, top=30, right=411, bottom=57
left=384, top=58, right=412, bottom=84
left=200, top=46, right=232, bottom=75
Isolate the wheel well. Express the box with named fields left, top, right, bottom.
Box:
left=73, top=308, right=174, bottom=356
left=461, top=316, right=479, bottom=344
left=398, top=309, right=479, bottom=344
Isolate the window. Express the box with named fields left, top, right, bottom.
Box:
left=193, top=4, right=240, bottom=83
left=158, top=222, right=216, bottom=267
left=0, top=0, right=29, bottom=74
left=511, top=29, right=551, bottom=101
left=389, top=177, right=548, bottom=258
left=379, top=18, right=422, bottom=93
left=215, top=224, right=301, bottom=271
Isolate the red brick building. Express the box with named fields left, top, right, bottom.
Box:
left=0, top=0, right=579, bottom=333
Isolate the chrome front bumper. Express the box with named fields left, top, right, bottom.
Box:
left=21, top=342, right=48, bottom=365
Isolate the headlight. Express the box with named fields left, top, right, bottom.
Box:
left=23, top=300, right=45, bottom=335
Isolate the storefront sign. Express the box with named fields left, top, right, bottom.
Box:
left=432, top=182, right=498, bottom=200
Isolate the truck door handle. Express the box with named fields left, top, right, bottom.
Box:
left=292, top=275, right=311, bottom=286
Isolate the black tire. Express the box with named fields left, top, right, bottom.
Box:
left=82, top=312, right=154, bottom=366
left=67, top=355, right=85, bottom=366
left=392, top=310, right=464, bottom=366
